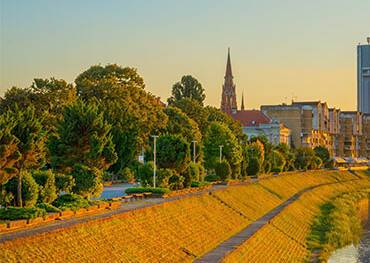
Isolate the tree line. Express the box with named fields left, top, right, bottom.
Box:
left=0, top=64, right=331, bottom=208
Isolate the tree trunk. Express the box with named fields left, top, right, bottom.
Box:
left=17, top=171, right=22, bottom=207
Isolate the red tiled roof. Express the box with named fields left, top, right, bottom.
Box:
left=230, top=110, right=271, bottom=127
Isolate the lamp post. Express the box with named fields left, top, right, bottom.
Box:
left=192, top=140, right=197, bottom=163
left=219, top=145, right=224, bottom=162
left=151, top=135, right=158, bottom=188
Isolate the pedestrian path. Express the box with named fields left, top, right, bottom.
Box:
left=194, top=182, right=340, bottom=263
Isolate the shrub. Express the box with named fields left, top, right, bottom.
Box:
left=182, top=163, right=200, bottom=188
left=198, top=164, right=206, bottom=182
left=157, top=168, right=174, bottom=188
left=119, top=167, right=135, bottom=183
left=270, top=150, right=286, bottom=173
left=215, top=160, right=231, bottom=181
left=168, top=174, right=185, bottom=190
left=314, top=146, right=330, bottom=165
left=0, top=207, right=46, bottom=220
left=138, top=161, right=154, bottom=187
left=4, top=170, right=39, bottom=207
left=204, top=174, right=220, bottom=182
left=310, top=156, right=323, bottom=170
left=125, top=187, right=170, bottom=195
left=52, top=194, right=90, bottom=211
left=71, top=164, right=103, bottom=198
left=55, top=174, right=75, bottom=194
left=191, top=181, right=210, bottom=188
left=246, top=156, right=261, bottom=176
left=36, top=203, right=61, bottom=213
left=32, top=170, right=58, bottom=204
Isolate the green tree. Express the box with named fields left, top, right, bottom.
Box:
left=205, top=106, right=244, bottom=140
left=168, top=75, right=205, bottom=105
left=32, top=170, right=58, bottom=204
left=182, top=163, right=200, bottom=187
left=275, top=143, right=295, bottom=171
left=215, top=160, right=232, bottom=181
left=314, top=146, right=330, bottom=166
left=49, top=99, right=117, bottom=173
left=294, top=147, right=316, bottom=170
left=0, top=79, right=76, bottom=130
left=269, top=150, right=286, bottom=173
left=203, top=122, right=242, bottom=177
left=155, top=135, right=190, bottom=173
left=71, top=164, right=103, bottom=198
left=163, top=106, right=202, bottom=162
left=75, top=64, right=168, bottom=173
left=55, top=174, right=75, bottom=194
left=245, top=142, right=264, bottom=176
left=5, top=170, right=39, bottom=207
left=7, top=106, right=46, bottom=207
left=0, top=112, right=21, bottom=185
left=171, top=98, right=209, bottom=133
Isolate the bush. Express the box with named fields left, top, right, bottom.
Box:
left=71, top=164, right=103, bottom=198
left=32, top=170, right=58, bottom=204
left=119, top=167, right=135, bottom=183
left=191, top=181, right=210, bottom=188
left=246, top=157, right=261, bottom=176
left=182, top=163, right=200, bottom=188
left=270, top=150, right=286, bottom=173
left=0, top=207, right=46, bottom=220
left=215, top=160, right=231, bottom=181
left=204, top=174, right=220, bottom=182
left=198, top=164, right=206, bottom=182
left=36, top=203, right=61, bottom=213
left=310, top=156, right=323, bottom=170
left=168, top=174, right=185, bottom=190
left=157, top=168, right=174, bottom=188
left=55, top=174, right=75, bottom=194
left=125, top=187, right=170, bottom=195
left=52, top=194, right=90, bottom=211
left=138, top=161, right=154, bottom=187
left=4, top=170, right=39, bottom=207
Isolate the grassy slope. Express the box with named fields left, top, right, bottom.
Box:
left=0, top=170, right=368, bottom=263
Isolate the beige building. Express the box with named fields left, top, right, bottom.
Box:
left=329, top=108, right=341, bottom=156
left=338, top=111, right=363, bottom=158
left=261, top=101, right=333, bottom=152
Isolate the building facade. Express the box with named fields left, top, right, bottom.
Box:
left=261, top=102, right=333, bottom=152
left=357, top=38, right=370, bottom=114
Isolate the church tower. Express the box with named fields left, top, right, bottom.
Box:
left=221, top=48, right=238, bottom=114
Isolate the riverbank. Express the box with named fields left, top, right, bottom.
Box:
left=307, top=190, right=369, bottom=262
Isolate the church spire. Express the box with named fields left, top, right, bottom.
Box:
left=241, top=90, right=245, bottom=111
left=221, top=48, right=238, bottom=114
left=225, top=47, right=233, bottom=78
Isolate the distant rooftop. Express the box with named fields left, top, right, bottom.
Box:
left=231, top=110, right=271, bottom=127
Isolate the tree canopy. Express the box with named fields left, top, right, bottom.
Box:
left=168, top=75, right=205, bottom=105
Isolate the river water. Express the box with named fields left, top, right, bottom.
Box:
left=328, top=226, right=370, bottom=263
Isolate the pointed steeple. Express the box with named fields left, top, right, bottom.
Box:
left=221, top=48, right=238, bottom=114
left=241, top=90, right=245, bottom=111
left=225, top=47, right=233, bottom=78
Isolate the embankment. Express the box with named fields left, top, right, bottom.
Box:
left=0, top=170, right=368, bottom=263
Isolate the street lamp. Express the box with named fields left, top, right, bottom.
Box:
left=151, top=135, right=158, bottom=188
left=192, top=140, right=197, bottom=163
left=219, top=145, right=224, bottom=162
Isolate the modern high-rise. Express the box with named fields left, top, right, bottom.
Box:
left=357, top=38, right=370, bottom=114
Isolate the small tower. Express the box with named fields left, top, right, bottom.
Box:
left=241, top=90, right=245, bottom=111
left=221, top=48, right=238, bottom=114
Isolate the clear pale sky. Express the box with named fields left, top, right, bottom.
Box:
left=1, top=0, right=369, bottom=110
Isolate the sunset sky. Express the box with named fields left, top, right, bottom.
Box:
left=1, top=0, right=369, bottom=110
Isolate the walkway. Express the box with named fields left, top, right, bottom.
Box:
left=194, top=181, right=345, bottom=263
left=0, top=184, right=230, bottom=243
